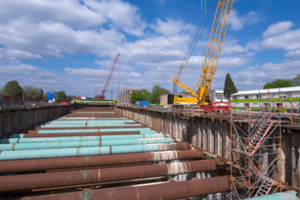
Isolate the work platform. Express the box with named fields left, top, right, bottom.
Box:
left=0, top=107, right=230, bottom=199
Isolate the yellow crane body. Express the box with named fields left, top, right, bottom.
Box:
left=172, top=0, right=233, bottom=105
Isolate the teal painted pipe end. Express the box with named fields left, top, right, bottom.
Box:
left=244, top=191, right=298, bottom=200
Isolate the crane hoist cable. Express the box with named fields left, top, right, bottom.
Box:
left=172, top=0, right=233, bottom=105
left=173, top=0, right=218, bottom=82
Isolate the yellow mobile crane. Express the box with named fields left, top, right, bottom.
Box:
left=172, top=0, right=233, bottom=112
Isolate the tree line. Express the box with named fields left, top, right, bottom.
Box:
left=263, top=75, right=300, bottom=89
left=223, top=74, right=300, bottom=99
left=130, top=75, right=239, bottom=104
left=0, top=80, right=74, bottom=100
left=131, top=85, right=171, bottom=104
left=130, top=73, right=300, bottom=105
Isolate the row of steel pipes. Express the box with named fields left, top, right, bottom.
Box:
left=0, top=107, right=231, bottom=199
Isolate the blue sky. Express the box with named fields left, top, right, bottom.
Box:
left=0, top=0, right=299, bottom=99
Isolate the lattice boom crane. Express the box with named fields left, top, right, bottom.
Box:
left=172, top=0, right=233, bottom=110
left=95, top=53, right=120, bottom=100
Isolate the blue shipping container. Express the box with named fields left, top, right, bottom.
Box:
left=136, top=101, right=150, bottom=107
left=47, top=92, right=55, bottom=100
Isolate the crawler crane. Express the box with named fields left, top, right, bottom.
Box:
left=172, top=0, right=233, bottom=113
left=95, top=53, right=120, bottom=100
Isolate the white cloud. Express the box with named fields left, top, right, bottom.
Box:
left=233, top=60, right=300, bottom=90
left=0, top=0, right=102, bottom=29
left=0, top=63, right=76, bottom=94
left=263, top=21, right=293, bottom=37
left=0, top=0, right=145, bottom=60
left=2, top=0, right=291, bottom=96
left=0, top=48, right=42, bottom=60
left=261, top=21, right=300, bottom=58
left=262, top=28, right=300, bottom=51
left=83, top=0, right=146, bottom=36
left=285, top=50, right=300, bottom=58
left=245, top=21, right=300, bottom=59
left=0, top=0, right=146, bottom=36
left=246, top=39, right=261, bottom=51
left=0, top=20, right=125, bottom=58
left=229, top=10, right=261, bottom=31
left=222, top=38, right=247, bottom=56
left=119, top=34, right=191, bottom=65
left=151, top=19, right=196, bottom=35
left=7, top=49, right=42, bottom=59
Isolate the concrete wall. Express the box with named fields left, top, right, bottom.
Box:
left=0, top=105, right=71, bottom=138
left=116, top=106, right=300, bottom=190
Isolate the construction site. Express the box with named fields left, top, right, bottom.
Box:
left=0, top=0, right=300, bottom=199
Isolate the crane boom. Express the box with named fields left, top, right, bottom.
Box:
left=95, top=53, right=120, bottom=99
left=172, top=0, right=233, bottom=105
left=195, top=0, right=233, bottom=104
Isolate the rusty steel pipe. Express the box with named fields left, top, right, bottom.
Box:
left=22, top=131, right=141, bottom=138
left=65, top=114, right=120, bottom=118
left=21, top=176, right=230, bottom=200
left=32, top=125, right=146, bottom=131
left=0, top=149, right=198, bottom=173
left=0, top=159, right=224, bottom=192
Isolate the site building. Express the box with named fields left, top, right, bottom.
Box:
left=230, top=86, right=300, bottom=111
left=117, top=89, right=141, bottom=105
left=208, top=90, right=228, bottom=102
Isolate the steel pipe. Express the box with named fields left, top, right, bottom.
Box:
left=0, top=149, right=200, bottom=173
left=13, top=131, right=142, bottom=138
left=244, top=191, right=298, bottom=200
left=46, top=119, right=135, bottom=123
left=1, top=134, right=165, bottom=144
left=0, top=159, right=224, bottom=192
left=21, top=176, right=230, bottom=200
left=37, top=128, right=156, bottom=134
left=41, top=124, right=142, bottom=128
left=0, top=143, right=187, bottom=160
left=33, top=125, right=146, bottom=131
left=55, top=118, right=128, bottom=120
left=0, top=138, right=174, bottom=151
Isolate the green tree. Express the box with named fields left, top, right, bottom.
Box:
left=43, top=92, right=48, bottom=100
left=224, top=73, right=238, bottom=99
left=263, top=79, right=295, bottom=89
left=0, top=87, right=4, bottom=94
left=4, top=80, right=23, bottom=97
left=149, top=85, right=171, bottom=104
left=291, top=75, right=300, bottom=86
left=55, top=91, right=67, bottom=100
left=40, top=89, right=44, bottom=99
left=67, top=95, right=76, bottom=101
left=141, top=89, right=150, bottom=100
left=131, top=91, right=138, bottom=103
left=131, top=89, right=150, bottom=104
left=24, top=86, right=43, bottom=99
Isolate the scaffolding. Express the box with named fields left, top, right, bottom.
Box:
left=230, top=108, right=282, bottom=199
